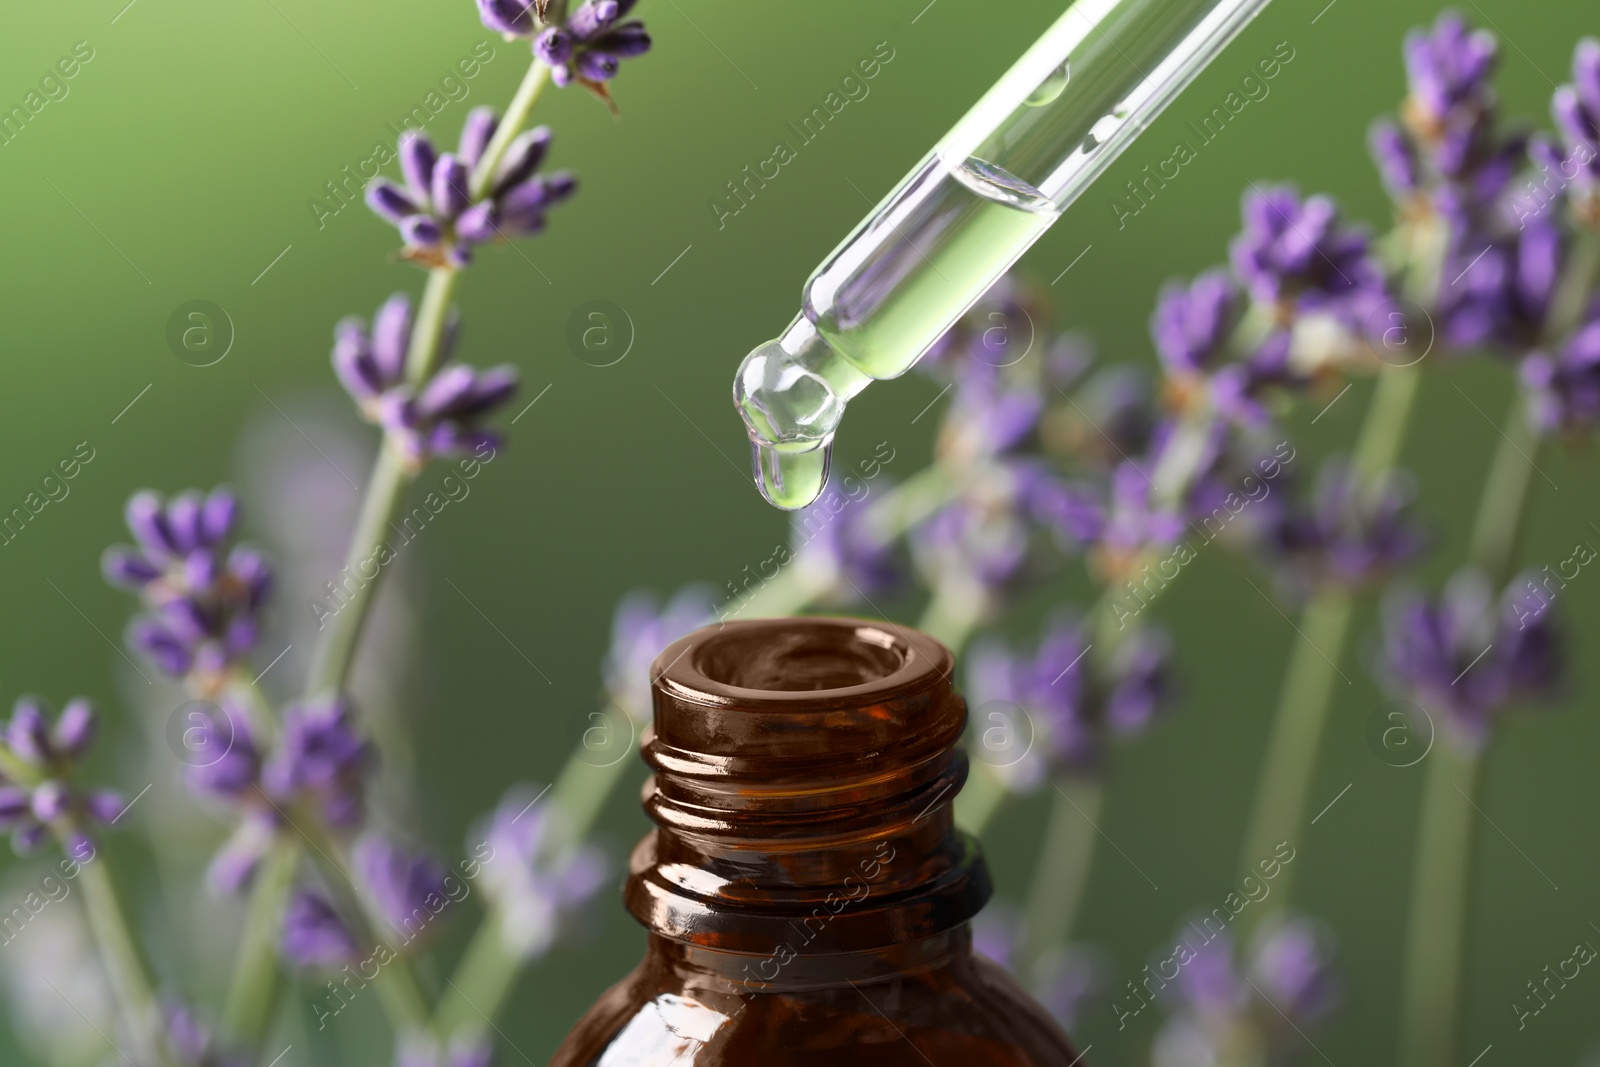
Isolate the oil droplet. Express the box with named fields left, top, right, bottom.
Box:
left=1024, top=61, right=1070, bottom=107
left=751, top=438, right=832, bottom=511
left=954, top=157, right=1056, bottom=214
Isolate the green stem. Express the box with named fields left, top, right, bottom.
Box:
left=1019, top=775, right=1103, bottom=968
left=223, top=838, right=299, bottom=1041
left=1399, top=395, right=1543, bottom=1067
left=69, top=833, right=172, bottom=1067
left=1235, top=364, right=1423, bottom=932
left=432, top=914, right=524, bottom=1040
left=1398, top=745, right=1481, bottom=1067
left=470, top=62, right=553, bottom=201
left=1467, top=392, right=1538, bottom=582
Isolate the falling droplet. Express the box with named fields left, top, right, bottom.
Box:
left=751, top=438, right=833, bottom=511
left=1025, top=61, right=1071, bottom=107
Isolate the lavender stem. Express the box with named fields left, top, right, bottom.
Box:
left=223, top=838, right=299, bottom=1040
left=1400, top=393, right=1541, bottom=1067
left=1020, top=776, right=1102, bottom=963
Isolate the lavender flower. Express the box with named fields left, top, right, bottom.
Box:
left=603, top=587, right=713, bottom=718
left=535, top=1, right=652, bottom=91
left=966, top=614, right=1172, bottom=784
left=332, top=293, right=518, bottom=467
left=1152, top=270, right=1237, bottom=379
left=103, top=488, right=271, bottom=685
left=181, top=698, right=262, bottom=803
left=282, top=888, right=360, bottom=969
left=1267, top=456, right=1425, bottom=593
left=0, top=697, right=122, bottom=855
left=395, top=1033, right=494, bottom=1067
left=262, top=696, right=372, bottom=829
left=1532, top=38, right=1600, bottom=223
left=366, top=113, right=576, bottom=269
left=1152, top=917, right=1339, bottom=1067
left=165, top=1003, right=249, bottom=1067
left=354, top=835, right=451, bottom=944
left=1230, top=184, right=1386, bottom=324
left=1379, top=569, right=1564, bottom=751
left=1522, top=315, right=1600, bottom=433
left=475, top=785, right=607, bottom=959
left=788, top=478, right=904, bottom=607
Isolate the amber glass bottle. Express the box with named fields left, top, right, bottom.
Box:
left=551, top=617, right=1083, bottom=1066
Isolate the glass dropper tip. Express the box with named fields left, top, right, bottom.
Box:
left=733, top=316, right=865, bottom=511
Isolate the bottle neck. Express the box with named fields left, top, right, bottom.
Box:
left=645, top=926, right=976, bottom=997
left=625, top=618, right=992, bottom=959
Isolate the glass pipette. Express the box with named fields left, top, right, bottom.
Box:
left=733, top=0, right=1275, bottom=509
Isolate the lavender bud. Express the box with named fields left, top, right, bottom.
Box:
left=569, top=1, right=622, bottom=38
left=600, top=23, right=653, bottom=59
left=402, top=215, right=443, bottom=248
left=576, top=50, right=621, bottom=82
left=493, top=126, right=552, bottom=195
left=372, top=293, right=414, bottom=384
left=0, top=787, right=31, bottom=828
left=166, top=491, right=204, bottom=553
left=126, top=490, right=177, bottom=560
left=398, top=131, right=439, bottom=206
left=365, top=180, right=419, bottom=225
left=101, top=547, right=162, bottom=589
left=417, top=366, right=478, bottom=419
left=455, top=202, right=501, bottom=244
left=201, top=489, right=239, bottom=545
left=535, top=27, right=575, bottom=66
left=52, top=699, right=96, bottom=758
left=7, top=699, right=52, bottom=765
left=431, top=153, right=472, bottom=221
left=30, top=781, right=70, bottom=822
left=459, top=107, right=499, bottom=168
left=477, top=0, right=536, bottom=37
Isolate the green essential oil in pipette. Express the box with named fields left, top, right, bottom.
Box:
left=734, top=0, right=1275, bottom=509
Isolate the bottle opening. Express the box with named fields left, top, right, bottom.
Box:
left=695, top=624, right=906, bottom=692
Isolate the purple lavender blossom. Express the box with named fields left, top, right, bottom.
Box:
left=103, top=488, right=271, bottom=684
left=262, top=696, right=372, bottom=829
left=165, top=1003, right=249, bottom=1067
left=0, top=697, right=123, bottom=855
left=1152, top=916, right=1339, bottom=1066
left=1152, top=270, right=1237, bottom=379
left=354, top=835, right=451, bottom=942
left=966, top=615, right=1172, bottom=783
left=395, top=1033, right=494, bottom=1067
left=181, top=699, right=262, bottom=802
left=1522, top=315, right=1600, bottom=433
left=475, top=785, right=607, bottom=958
left=1230, top=185, right=1386, bottom=323
left=282, top=888, right=360, bottom=968
left=535, top=1, right=652, bottom=92
left=788, top=478, right=904, bottom=607
left=603, top=588, right=713, bottom=718
left=332, top=293, right=518, bottom=467
left=1268, top=456, right=1425, bottom=592
left=1436, top=218, right=1566, bottom=351
left=366, top=112, right=576, bottom=268
left=1532, top=38, right=1600, bottom=220
left=1379, top=569, right=1564, bottom=751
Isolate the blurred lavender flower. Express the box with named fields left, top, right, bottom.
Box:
left=971, top=907, right=1106, bottom=1031
left=262, top=696, right=372, bottom=829
left=332, top=292, right=518, bottom=468
left=103, top=488, right=271, bottom=687
left=966, top=614, right=1172, bottom=787
left=1231, top=184, right=1386, bottom=324
left=1267, top=456, right=1425, bottom=594
left=603, top=588, right=713, bottom=719
left=1532, top=38, right=1600, bottom=224
left=1522, top=313, right=1600, bottom=434
left=354, top=835, right=451, bottom=944
left=475, top=785, right=607, bottom=958
left=282, top=888, right=360, bottom=969
left=1152, top=917, right=1339, bottom=1067
left=180, top=698, right=262, bottom=803
left=535, top=1, right=652, bottom=93
left=1152, top=270, right=1238, bottom=381
left=788, top=478, right=904, bottom=607
left=1379, top=569, right=1565, bottom=751
left=0, top=696, right=122, bottom=856
left=366, top=114, right=576, bottom=269
left=166, top=1003, right=249, bottom=1067
left=395, top=1033, right=494, bottom=1067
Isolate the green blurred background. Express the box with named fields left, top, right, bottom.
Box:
left=1, top=0, right=1597, bottom=1062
